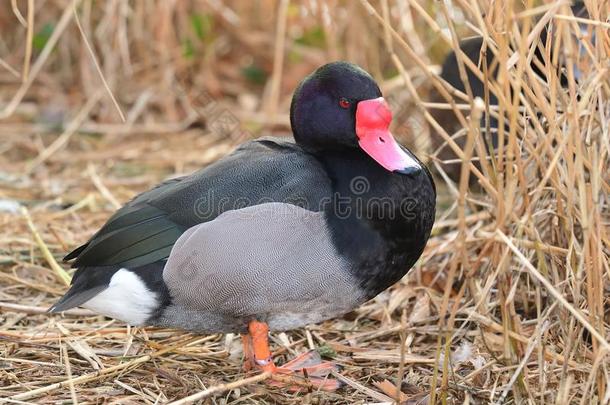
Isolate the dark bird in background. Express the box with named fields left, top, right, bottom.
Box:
left=429, top=2, right=588, bottom=183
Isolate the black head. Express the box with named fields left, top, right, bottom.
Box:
left=290, top=61, right=382, bottom=150
left=290, top=61, right=423, bottom=175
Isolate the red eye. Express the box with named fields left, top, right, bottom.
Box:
left=339, top=98, right=351, bottom=109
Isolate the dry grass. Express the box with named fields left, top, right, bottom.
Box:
left=0, top=1, right=608, bottom=403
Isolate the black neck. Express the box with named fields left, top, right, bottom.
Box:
left=310, top=147, right=435, bottom=296
left=313, top=148, right=423, bottom=238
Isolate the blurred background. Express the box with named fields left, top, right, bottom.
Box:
left=0, top=0, right=450, bottom=187
left=0, top=1, right=608, bottom=403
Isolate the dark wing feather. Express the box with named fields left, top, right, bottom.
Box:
left=65, top=138, right=330, bottom=270
left=64, top=179, right=184, bottom=262
left=72, top=212, right=184, bottom=267
left=63, top=243, right=88, bottom=261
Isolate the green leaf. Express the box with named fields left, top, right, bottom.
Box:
left=33, top=23, right=54, bottom=51
left=295, top=26, right=325, bottom=48
left=241, top=64, right=267, bottom=85
left=182, top=38, right=195, bottom=59
left=316, top=344, right=337, bottom=360
left=190, top=13, right=212, bottom=41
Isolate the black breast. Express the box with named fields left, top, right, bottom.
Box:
left=316, top=150, right=436, bottom=297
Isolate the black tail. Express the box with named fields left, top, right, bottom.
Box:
left=48, top=265, right=120, bottom=313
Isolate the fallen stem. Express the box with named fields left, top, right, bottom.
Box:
left=21, top=207, right=71, bottom=286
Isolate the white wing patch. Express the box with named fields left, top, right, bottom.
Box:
left=81, top=269, right=158, bottom=325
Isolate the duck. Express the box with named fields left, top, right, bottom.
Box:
left=50, top=61, right=436, bottom=390
left=429, top=2, right=587, bottom=182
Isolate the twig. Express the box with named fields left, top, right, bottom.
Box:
left=166, top=372, right=272, bottom=404
left=73, top=0, right=125, bottom=122
left=61, top=345, right=79, bottom=404
left=0, top=57, right=20, bottom=78
left=22, top=0, right=34, bottom=82
left=553, top=14, right=610, bottom=28
left=263, top=0, right=289, bottom=123
left=0, top=302, right=92, bottom=316
left=10, top=0, right=27, bottom=27
left=352, top=350, right=436, bottom=364
left=20, top=207, right=71, bottom=286
left=87, top=164, right=122, bottom=209
left=330, top=370, right=393, bottom=403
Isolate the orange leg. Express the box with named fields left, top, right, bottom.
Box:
left=248, top=320, right=276, bottom=372
left=243, top=320, right=341, bottom=391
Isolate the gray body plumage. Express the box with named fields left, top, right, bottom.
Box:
left=154, top=203, right=365, bottom=332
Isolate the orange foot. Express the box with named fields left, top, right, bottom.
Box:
left=241, top=320, right=341, bottom=391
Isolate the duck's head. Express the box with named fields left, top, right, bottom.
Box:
left=290, top=61, right=420, bottom=174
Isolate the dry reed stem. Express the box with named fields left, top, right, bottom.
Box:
left=72, top=0, right=125, bottom=123
left=167, top=372, right=272, bottom=405
left=21, top=0, right=33, bottom=83
left=263, top=0, right=289, bottom=123
left=87, top=164, right=121, bottom=210
left=9, top=0, right=26, bottom=28
left=20, top=207, right=71, bottom=286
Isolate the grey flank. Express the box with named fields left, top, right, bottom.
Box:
left=156, top=202, right=365, bottom=333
